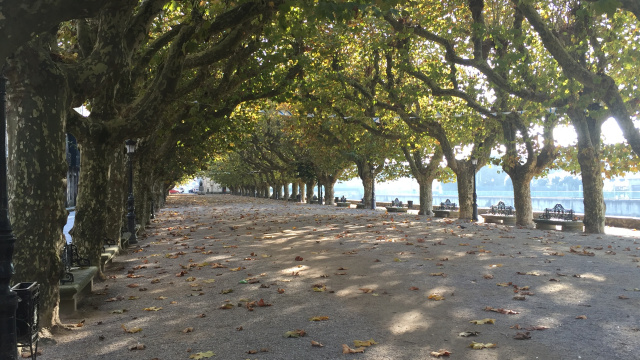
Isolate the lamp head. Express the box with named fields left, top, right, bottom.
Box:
left=125, top=139, right=137, bottom=154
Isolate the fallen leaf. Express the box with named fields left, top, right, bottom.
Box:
left=121, top=324, right=142, bottom=333
left=295, top=256, right=304, bottom=261
left=430, top=349, right=452, bottom=357
left=428, top=294, right=445, bottom=301
left=359, top=288, right=374, bottom=293
left=283, top=329, right=306, bottom=338
left=618, top=295, right=629, bottom=299
left=155, top=296, right=167, bottom=300
left=353, top=339, right=377, bottom=347
left=576, top=315, right=587, bottom=319
left=311, top=340, right=324, bottom=347
left=76, top=320, right=85, bottom=328
left=489, top=264, right=503, bottom=268
left=312, top=284, right=326, bottom=292
left=469, top=318, right=496, bottom=325
left=189, top=351, right=215, bottom=359
left=309, top=316, right=330, bottom=321
left=342, top=344, right=365, bottom=353
left=111, top=309, right=127, bottom=314
left=277, top=288, right=285, bottom=294
left=459, top=331, right=480, bottom=337
left=183, top=327, right=194, bottom=333
left=496, top=282, right=512, bottom=287
left=483, top=274, right=494, bottom=279
left=484, top=306, right=520, bottom=314
left=127, top=283, right=139, bottom=288
left=219, top=303, right=234, bottom=309
left=409, top=286, right=419, bottom=291
left=143, top=307, right=162, bottom=311
left=469, top=341, right=497, bottom=349
left=220, top=289, right=233, bottom=294
left=129, top=344, right=146, bottom=351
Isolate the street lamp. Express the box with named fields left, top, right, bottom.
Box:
left=125, top=139, right=137, bottom=246
left=0, top=76, right=19, bottom=359
left=471, top=158, right=478, bottom=221
left=371, top=168, right=376, bottom=210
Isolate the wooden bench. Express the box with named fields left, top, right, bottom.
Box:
left=484, top=214, right=517, bottom=225
left=434, top=199, right=457, bottom=218
left=59, top=266, right=99, bottom=314
left=533, top=204, right=583, bottom=232
left=484, top=201, right=516, bottom=225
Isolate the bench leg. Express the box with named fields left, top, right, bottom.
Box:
left=561, top=224, right=583, bottom=232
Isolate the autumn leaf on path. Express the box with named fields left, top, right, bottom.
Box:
left=220, top=289, right=233, bottom=294
left=295, top=256, right=304, bottom=261
left=469, top=318, right=496, bottom=325
left=183, top=327, right=194, bottom=333
left=121, top=324, right=142, bottom=333
left=111, top=309, right=127, bottom=314
left=359, top=288, right=374, bottom=293
left=311, top=340, right=324, bottom=347
left=353, top=339, right=377, bottom=347
left=428, top=294, right=445, bottom=301
left=576, top=315, right=588, bottom=319
left=430, top=349, right=452, bottom=357
left=513, top=332, right=531, bottom=340
left=510, top=324, right=548, bottom=331
left=342, top=344, right=365, bottom=353
left=189, top=351, right=215, bottom=359
left=219, top=303, right=234, bottom=309
left=409, top=286, right=419, bottom=291
left=489, top=264, right=503, bottom=268
left=143, top=307, right=162, bottom=311
left=277, top=288, right=285, bottom=294
left=312, top=284, right=326, bottom=292
left=75, top=320, right=85, bottom=327
left=469, top=341, right=497, bottom=349
left=309, top=316, right=330, bottom=321
left=484, top=307, right=520, bottom=314
left=459, top=331, right=480, bottom=337
left=127, top=283, right=140, bottom=288
left=516, top=271, right=540, bottom=276
left=283, top=329, right=306, bottom=338
left=430, top=273, right=446, bottom=277
left=496, top=282, right=512, bottom=287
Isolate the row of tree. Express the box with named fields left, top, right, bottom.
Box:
left=1, top=0, right=639, bottom=332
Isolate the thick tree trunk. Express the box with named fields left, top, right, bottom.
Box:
left=510, top=172, right=534, bottom=226
left=299, top=182, right=305, bottom=202
left=105, top=148, right=127, bottom=247
left=324, top=181, right=336, bottom=205
left=283, top=183, right=290, bottom=201
left=71, top=140, right=114, bottom=277
left=416, top=176, right=434, bottom=216
left=305, top=181, right=315, bottom=204
left=578, top=147, right=605, bottom=233
left=361, top=173, right=373, bottom=209
left=6, top=42, right=69, bottom=328
left=570, top=108, right=605, bottom=233
left=456, top=165, right=474, bottom=219
left=290, top=181, right=298, bottom=200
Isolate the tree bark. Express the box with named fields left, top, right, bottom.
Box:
left=323, top=180, right=336, bottom=205
left=305, top=181, right=315, bottom=204
left=104, top=147, right=126, bottom=247
left=70, top=140, right=114, bottom=277
left=456, top=163, right=474, bottom=219
left=298, top=182, right=305, bottom=202
left=5, top=42, right=69, bottom=328
left=569, top=105, right=605, bottom=233
left=283, top=183, right=290, bottom=200
left=290, top=182, right=298, bottom=201
left=511, top=172, right=534, bottom=226
left=416, top=176, right=434, bottom=216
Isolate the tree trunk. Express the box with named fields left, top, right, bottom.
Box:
left=299, top=182, right=305, bottom=202
left=510, top=172, right=534, bottom=226
left=456, top=164, right=474, bottom=219
left=6, top=42, right=69, bottom=328
left=570, top=107, right=605, bottom=233
left=324, top=180, right=336, bottom=205
left=283, top=183, right=290, bottom=200
left=290, top=182, right=298, bottom=200
left=104, top=148, right=127, bottom=247
left=305, top=181, right=315, bottom=204
left=416, top=175, right=434, bottom=216
left=361, top=173, right=373, bottom=209
left=70, top=140, right=114, bottom=277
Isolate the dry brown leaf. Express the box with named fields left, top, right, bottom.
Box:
left=430, top=349, right=452, bottom=357
left=129, top=344, right=146, bottom=351
left=342, top=344, right=365, bottom=354
left=576, top=315, right=588, bottom=319
left=183, top=327, right=194, bottom=333
left=311, top=340, right=324, bottom=347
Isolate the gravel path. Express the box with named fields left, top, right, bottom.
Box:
left=35, top=194, right=640, bottom=360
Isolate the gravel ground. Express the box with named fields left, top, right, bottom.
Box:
left=34, top=194, right=640, bottom=360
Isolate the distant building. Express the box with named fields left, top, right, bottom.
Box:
left=196, top=177, right=223, bottom=194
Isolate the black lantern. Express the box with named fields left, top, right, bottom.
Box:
left=471, top=158, right=478, bottom=221
left=125, top=139, right=137, bottom=245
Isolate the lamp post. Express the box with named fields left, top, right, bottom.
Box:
left=0, top=76, right=19, bottom=359
left=317, top=183, right=323, bottom=205
left=125, top=139, right=137, bottom=245
left=471, top=158, right=478, bottom=221
left=371, top=168, right=376, bottom=210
